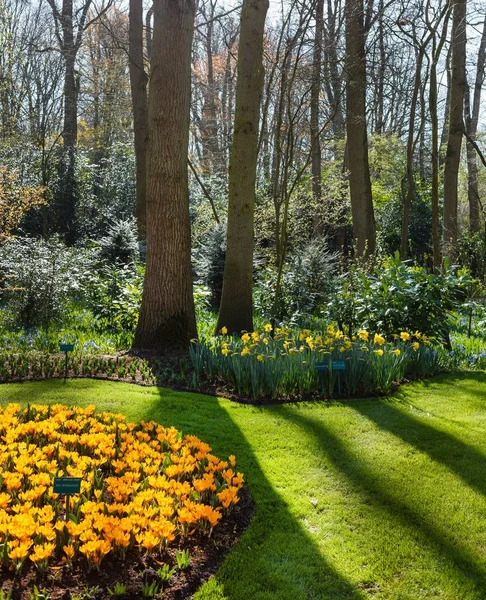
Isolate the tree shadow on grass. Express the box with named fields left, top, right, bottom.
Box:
left=351, top=378, right=486, bottom=499
left=275, top=405, right=486, bottom=598
left=0, top=380, right=365, bottom=600
left=137, top=389, right=366, bottom=600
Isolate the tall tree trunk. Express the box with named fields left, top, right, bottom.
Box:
left=375, top=0, right=385, bottom=134
left=439, top=43, right=452, bottom=165
left=345, top=0, right=375, bottom=257
left=129, top=0, right=148, bottom=238
left=60, top=0, right=78, bottom=243
left=465, top=14, right=486, bottom=233
left=200, top=5, right=221, bottom=175
left=133, top=0, right=197, bottom=352
left=429, top=10, right=451, bottom=268
left=146, top=5, right=153, bottom=62
left=400, top=48, right=425, bottom=259
left=443, top=0, right=467, bottom=261
left=215, top=0, right=269, bottom=334
left=325, top=0, right=345, bottom=145
left=310, top=0, right=324, bottom=205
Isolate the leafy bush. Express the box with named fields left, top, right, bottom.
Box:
left=98, top=218, right=139, bottom=265
left=376, top=191, right=432, bottom=262
left=85, top=264, right=143, bottom=343
left=0, top=237, right=94, bottom=328
left=255, top=237, right=338, bottom=324
left=457, top=231, right=486, bottom=280
left=76, top=144, right=136, bottom=241
left=326, top=254, right=469, bottom=345
left=193, top=223, right=226, bottom=311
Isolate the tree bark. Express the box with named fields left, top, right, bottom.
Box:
left=215, top=0, right=269, bottom=334
left=129, top=0, right=148, bottom=239
left=59, top=0, right=79, bottom=243
left=345, top=0, right=375, bottom=257
left=465, top=14, right=486, bottom=233
left=310, top=0, right=324, bottom=205
left=133, top=0, right=197, bottom=352
left=429, top=10, right=451, bottom=268
left=443, top=0, right=467, bottom=261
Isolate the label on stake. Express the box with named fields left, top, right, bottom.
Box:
left=53, top=477, right=82, bottom=494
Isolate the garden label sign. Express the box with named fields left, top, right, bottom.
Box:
left=54, top=476, right=81, bottom=519
left=60, top=342, right=74, bottom=379
left=315, top=360, right=346, bottom=397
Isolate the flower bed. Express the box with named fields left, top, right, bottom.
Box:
left=190, top=325, right=448, bottom=401
left=0, top=404, right=244, bottom=576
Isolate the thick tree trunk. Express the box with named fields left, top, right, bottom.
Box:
left=443, top=0, right=467, bottom=261
left=133, top=0, right=197, bottom=352
left=465, top=14, right=486, bottom=233
left=129, top=0, right=148, bottom=239
left=215, top=0, right=269, bottom=334
left=345, top=0, right=375, bottom=257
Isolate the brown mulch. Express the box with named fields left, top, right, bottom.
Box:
left=0, top=488, right=254, bottom=600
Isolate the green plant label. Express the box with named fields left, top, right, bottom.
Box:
left=60, top=343, right=74, bottom=352
left=53, top=477, right=82, bottom=494
left=316, top=361, right=346, bottom=371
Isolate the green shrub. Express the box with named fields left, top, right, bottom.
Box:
left=0, top=237, right=94, bottom=328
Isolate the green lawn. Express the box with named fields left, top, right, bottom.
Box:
left=1, top=374, right=486, bottom=599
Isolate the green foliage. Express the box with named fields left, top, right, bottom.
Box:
left=75, top=144, right=136, bottom=241
left=29, top=587, right=50, bottom=600
left=107, top=582, right=127, bottom=596
left=327, top=255, right=469, bottom=344
left=193, top=223, right=226, bottom=311
left=86, top=264, right=143, bottom=341
left=175, top=548, right=191, bottom=570
left=98, top=218, right=139, bottom=266
left=254, top=238, right=338, bottom=324
left=368, top=133, right=407, bottom=208
left=157, top=563, right=175, bottom=583
left=141, top=580, right=160, bottom=598
left=0, top=237, right=94, bottom=328
left=457, top=230, right=486, bottom=280
left=376, top=188, right=432, bottom=262
left=190, top=326, right=445, bottom=401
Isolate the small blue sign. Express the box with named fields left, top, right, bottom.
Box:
left=316, top=360, right=346, bottom=371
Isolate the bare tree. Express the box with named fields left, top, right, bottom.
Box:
left=129, top=0, right=148, bottom=238
left=46, top=0, right=112, bottom=242
left=443, top=0, right=467, bottom=260
left=464, top=13, right=486, bottom=233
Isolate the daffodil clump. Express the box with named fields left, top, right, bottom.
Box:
left=190, top=325, right=445, bottom=400
left=0, top=404, right=243, bottom=573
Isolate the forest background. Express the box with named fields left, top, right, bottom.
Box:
left=0, top=0, right=485, bottom=362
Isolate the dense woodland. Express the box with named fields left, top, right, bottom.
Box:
left=0, top=0, right=485, bottom=354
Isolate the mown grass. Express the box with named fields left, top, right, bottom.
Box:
left=1, top=374, right=486, bottom=599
